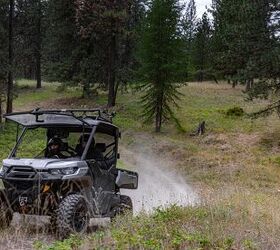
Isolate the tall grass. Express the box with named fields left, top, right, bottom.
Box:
left=1, top=80, right=280, bottom=249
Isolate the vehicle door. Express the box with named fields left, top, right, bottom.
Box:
left=86, top=131, right=118, bottom=215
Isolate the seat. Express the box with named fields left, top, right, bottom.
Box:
left=93, top=143, right=106, bottom=160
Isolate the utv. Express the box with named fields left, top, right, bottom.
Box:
left=0, top=109, right=138, bottom=238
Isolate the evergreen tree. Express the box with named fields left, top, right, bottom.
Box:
left=191, top=12, right=211, bottom=81
left=211, top=0, right=275, bottom=88
left=75, top=0, right=138, bottom=106
left=34, top=0, right=42, bottom=88
left=138, top=0, right=185, bottom=132
left=7, top=0, right=14, bottom=113
left=182, top=0, right=197, bottom=42
left=0, top=0, right=8, bottom=79
left=0, top=0, right=8, bottom=120
left=211, top=0, right=280, bottom=115
left=15, top=0, right=44, bottom=87
left=182, top=0, right=197, bottom=78
left=211, top=0, right=243, bottom=85
left=43, top=0, right=80, bottom=83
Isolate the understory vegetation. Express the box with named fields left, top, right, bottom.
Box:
left=0, top=0, right=278, bottom=248
left=0, top=80, right=280, bottom=249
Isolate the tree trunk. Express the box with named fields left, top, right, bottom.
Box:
left=232, top=80, right=237, bottom=88
left=155, top=106, right=161, bottom=132
left=7, top=0, right=14, bottom=114
left=112, top=81, right=120, bottom=107
left=107, top=33, right=116, bottom=108
left=245, top=79, right=254, bottom=92
left=36, top=0, right=42, bottom=89
left=155, top=92, right=163, bottom=132
left=0, top=99, right=2, bottom=124
left=82, top=81, right=90, bottom=98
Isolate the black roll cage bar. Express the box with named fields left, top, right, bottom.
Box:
left=4, top=108, right=115, bottom=125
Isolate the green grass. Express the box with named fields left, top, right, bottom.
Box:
left=14, top=79, right=81, bottom=108
left=37, top=203, right=266, bottom=249
left=1, top=80, right=280, bottom=249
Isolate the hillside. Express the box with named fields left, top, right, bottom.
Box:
left=1, top=80, right=280, bottom=249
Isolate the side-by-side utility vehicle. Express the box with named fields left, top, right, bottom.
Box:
left=0, top=109, right=138, bottom=238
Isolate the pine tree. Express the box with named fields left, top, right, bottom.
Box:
left=6, top=0, right=14, bottom=113
left=182, top=0, right=197, bottom=42
left=34, top=0, right=42, bottom=88
left=182, top=0, right=197, bottom=78
left=0, top=0, right=8, bottom=121
left=211, top=0, right=280, bottom=115
left=0, top=0, right=8, bottom=79
left=191, top=12, right=211, bottom=81
left=211, top=0, right=275, bottom=87
left=16, top=0, right=44, bottom=88
left=211, top=0, right=243, bottom=85
left=138, top=0, right=185, bottom=132
left=43, top=0, right=79, bottom=83
left=75, top=0, right=137, bottom=106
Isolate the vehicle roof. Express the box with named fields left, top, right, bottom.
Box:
left=4, top=109, right=118, bottom=132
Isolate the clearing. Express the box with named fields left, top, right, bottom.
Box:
left=0, top=79, right=280, bottom=249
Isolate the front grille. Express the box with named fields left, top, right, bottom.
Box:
left=7, top=180, right=35, bottom=191
left=6, top=166, right=37, bottom=179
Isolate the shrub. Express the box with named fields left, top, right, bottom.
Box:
left=226, top=107, right=245, bottom=117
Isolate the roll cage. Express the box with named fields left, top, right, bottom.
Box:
left=4, top=109, right=120, bottom=161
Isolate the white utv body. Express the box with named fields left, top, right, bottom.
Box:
left=0, top=109, right=138, bottom=238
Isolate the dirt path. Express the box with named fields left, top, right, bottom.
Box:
left=0, top=142, right=198, bottom=249
left=120, top=145, right=199, bottom=213
left=4, top=100, right=199, bottom=248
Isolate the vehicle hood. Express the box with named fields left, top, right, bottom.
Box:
left=2, top=158, right=87, bottom=170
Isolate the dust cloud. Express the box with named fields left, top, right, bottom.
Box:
left=121, top=148, right=199, bottom=213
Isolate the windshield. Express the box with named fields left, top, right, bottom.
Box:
left=13, top=127, right=90, bottom=159
left=11, top=126, right=117, bottom=161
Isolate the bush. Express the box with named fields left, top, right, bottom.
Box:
left=55, top=83, right=68, bottom=93
left=226, top=107, right=245, bottom=117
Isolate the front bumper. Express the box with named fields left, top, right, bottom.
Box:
left=0, top=165, right=90, bottom=215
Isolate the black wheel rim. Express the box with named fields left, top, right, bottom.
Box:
left=72, top=202, right=88, bottom=233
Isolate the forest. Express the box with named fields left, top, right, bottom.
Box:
left=0, top=0, right=279, bottom=131
left=0, top=0, right=279, bottom=249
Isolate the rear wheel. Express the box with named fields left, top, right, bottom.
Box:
left=57, top=194, right=90, bottom=239
left=111, top=195, right=133, bottom=219
left=0, top=198, right=13, bottom=229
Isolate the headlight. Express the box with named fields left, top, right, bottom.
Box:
left=49, top=167, right=77, bottom=176
left=61, top=167, right=77, bottom=175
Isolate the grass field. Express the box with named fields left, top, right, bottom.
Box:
left=1, top=79, right=280, bottom=249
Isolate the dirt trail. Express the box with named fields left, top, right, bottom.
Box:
left=0, top=143, right=199, bottom=249
left=120, top=147, right=199, bottom=213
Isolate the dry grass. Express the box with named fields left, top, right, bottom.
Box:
left=2, top=80, right=280, bottom=249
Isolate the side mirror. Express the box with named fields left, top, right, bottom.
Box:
left=116, top=169, right=138, bottom=189
left=117, top=153, right=120, bottom=159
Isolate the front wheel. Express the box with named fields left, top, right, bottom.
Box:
left=57, top=194, right=90, bottom=239
left=111, top=195, right=133, bottom=219
left=49, top=212, right=58, bottom=233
